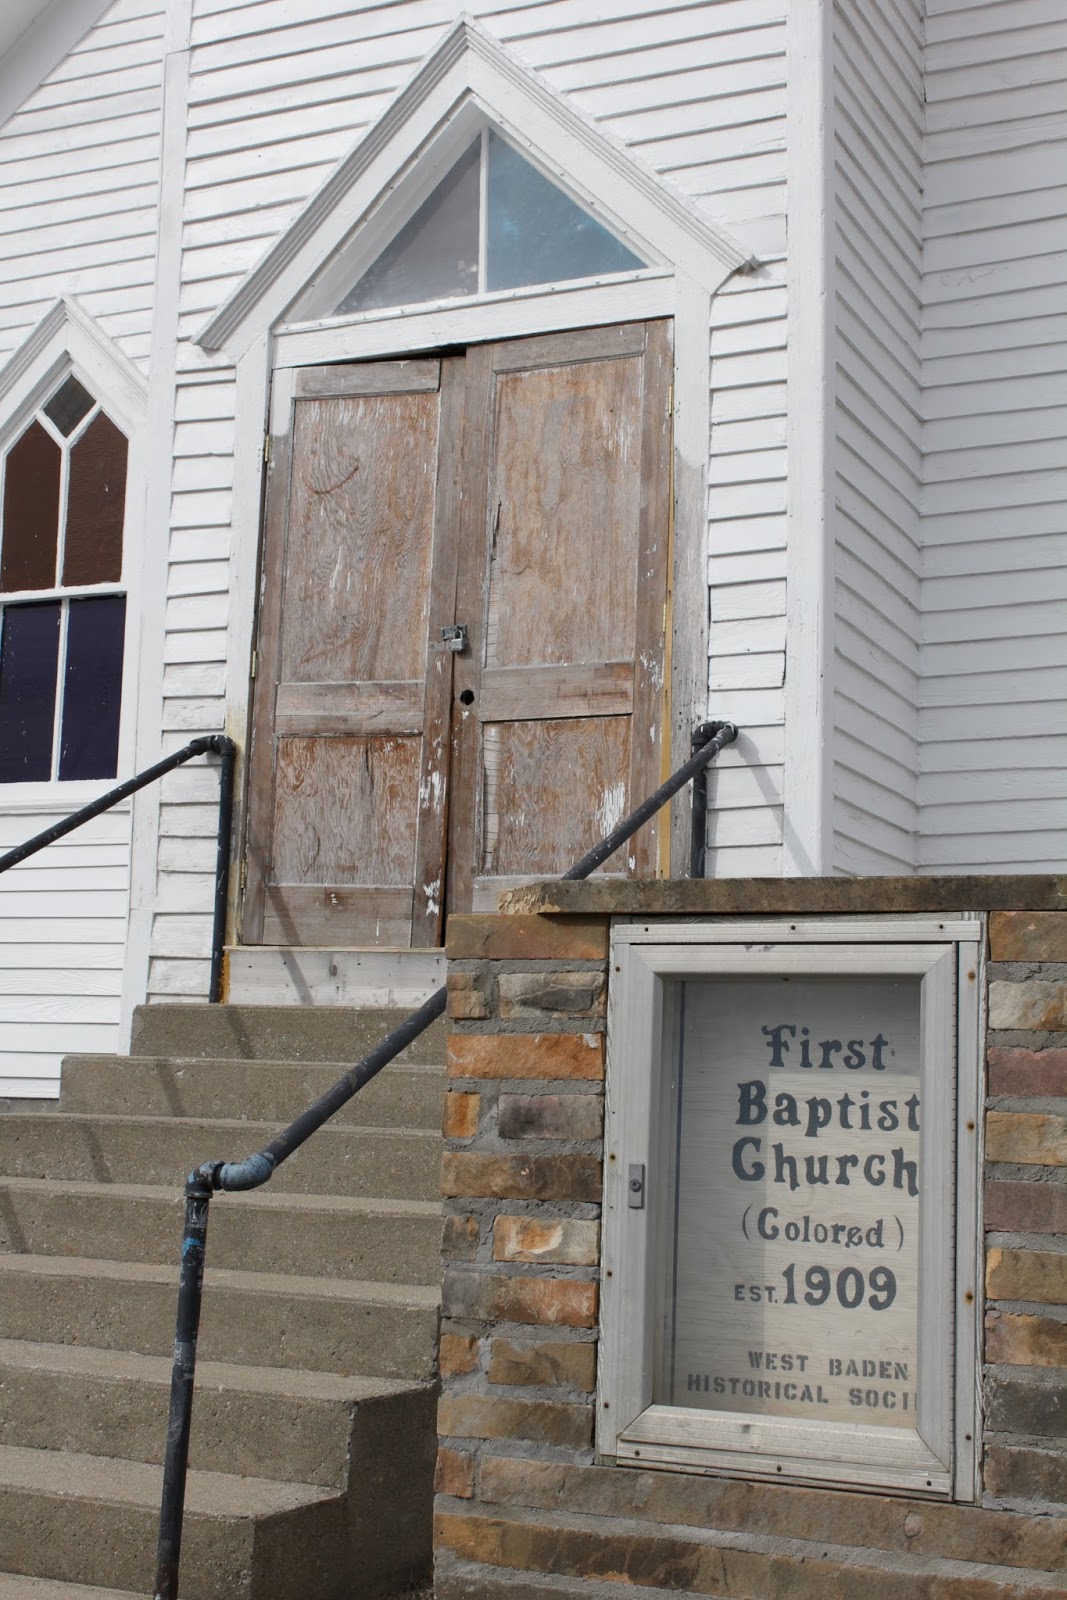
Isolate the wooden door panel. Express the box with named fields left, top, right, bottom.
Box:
left=484, top=357, right=642, bottom=670
left=478, top=662, right=633, bottom=722
left=479, top=715, right=632, bottom=879
left=280, top=391, right=438, bottom=685
left=271, top=735, right=422, bottom=884
left=274, top=681, right=425, bottom=736
left=243, top=360, right=454, bottom=948
left=449, top=320, right=672, bottom=912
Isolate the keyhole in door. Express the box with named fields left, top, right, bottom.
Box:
left=459, top=689, right=475, bottom=706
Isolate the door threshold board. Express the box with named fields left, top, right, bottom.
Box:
left=225, top=946, right=445, bottom=1008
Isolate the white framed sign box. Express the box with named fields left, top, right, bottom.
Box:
left=599, top=918, right=982, bottom=1499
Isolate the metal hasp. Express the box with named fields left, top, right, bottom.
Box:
left=0, top=732, right=237, bottom=1004
left=152, top=716, right=739, bottom=1598
left=441, top=623, right=469, bottom=653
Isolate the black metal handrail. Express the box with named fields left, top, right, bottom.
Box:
left=153, top=718, right=738, bottom=1600
left=0, top=734, right=237, bottom=1004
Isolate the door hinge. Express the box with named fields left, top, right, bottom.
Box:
left=263, top=432, right=271, bottom=466
left=666, top=384, right=674, bottom=418
left=250, top=648, right=257, bottom=681
left=239, top=860, right=248, bottom=892
left=628, top=1163, right=646, bottom=1209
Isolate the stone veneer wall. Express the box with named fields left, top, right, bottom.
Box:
left=435, top=896, right=1066, bottom=1600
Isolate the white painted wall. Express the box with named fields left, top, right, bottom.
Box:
left=830, top=0, right=923, bottom=874
left=0, top=0, right=163, bottom=1094
left=918, top=0, right=1067, bottom=872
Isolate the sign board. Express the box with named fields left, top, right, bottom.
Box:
left=599, top=922, right=981, bottom=1499
left=661, top=976, right=921, bottom=1428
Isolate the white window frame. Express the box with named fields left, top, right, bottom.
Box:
left=600, top=917, right=982, bottom=1500
left=0, top=298, right=147, bottom=814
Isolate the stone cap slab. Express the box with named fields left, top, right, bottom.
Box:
left=499, top=874, right=1067, bottom=917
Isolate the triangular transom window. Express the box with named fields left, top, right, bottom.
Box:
left=336, top=128, right=646, bottom=315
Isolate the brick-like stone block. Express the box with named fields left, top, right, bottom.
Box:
left=984, top=1368, right=1067, bottom=1437
left=493, top=1216, right=599, bottom=1266
left=449, top=1033, right=604, bottom=1082
left=986, top=1246, right=1067, bottom=1304
left=444, top=1091, right=481, bottom=1140
left=984, top=1443, right=1067, bottom=1508
left=498, top=972, right=607, bottom=1020
left=447, top=914, right=609, bottom=962
left=496, top=1276, right=597, bottom=1329
left=442, top=1213, right=481, bottom=1262
left=990, top=912, right=1067, bottom=963
left=988, top=1045, right=1067, bottom=1098
left=986, top=1111, right=1067, bottom=1167
left=440, top=1333, right=481, bottom=1376
left=448, top=972, right=492, bottom=1021
left=488, top=1337, right=597, bottom=1392
left=474, top=1455, right=1067, bottom=1574
left=438, top=1393, right=593, bottom=1449
left=985, top=1309, right=1067, bottom=1367
left=435, top=1445, right=475, bottom=1499
left=442, top=1270, right=597, bottom=1329
left=497, top=1093, right=603, bottom=1142
left=436, top=1506, right=1035, bottom=1600
left=989, top=979, right=1067, bottom=1032
left=442, top=1151, right=602, bottom=1203
left=985, top=1179, right=1067, bottom=1235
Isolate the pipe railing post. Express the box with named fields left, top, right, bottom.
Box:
left=154, top=1164, right=217, bottom=1600
left=689, top=720, right=720, bottom=878
left=208, top=736, right=236, bottom=1004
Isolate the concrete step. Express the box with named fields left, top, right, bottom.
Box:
left=59, top=1055, right=446, bottom=1129
left=0, top=1178, right=442, bottom=1283
left=131, top=1004, right=447, bottom=1065
left=0, top=1256, right=439, bottom=1379
left=0, top=1113, right=441, bottom=1200
left=0, top=1577, right=143, bottom=1599
left=0, top=1443, right=344, bottom=1600
left=0, top=1339, right=435, bottom=1489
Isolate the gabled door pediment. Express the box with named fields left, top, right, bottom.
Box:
left=196, top=16, right=752, bottom=361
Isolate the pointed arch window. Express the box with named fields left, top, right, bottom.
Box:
left=0, top=373, right=127, bottom=782
left=337, top=127, right=646, bottom=316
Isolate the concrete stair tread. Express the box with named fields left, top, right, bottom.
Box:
left=0, top=1442, right=338, bottom=1516
left=0, top=1577, right=143, bottom=1600
left=0, top=1254, right=441, bottom=1307
left=62, top=1054, right=446, bottom=1074
left=0, top=1339, right=425, bottom=1401
left=0, top=1175, right=441, bottom=1219
left=0, top=1110, right=440, bottom=1140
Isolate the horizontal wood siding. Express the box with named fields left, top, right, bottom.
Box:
left=0, top=809, right=130, bottom=1096
left=0, top=0, right=164, bottom=369
left=149, top=0, right=790, bottom=995
left=918, top=0, right=1067, bottom=871
left=831, top=0, right=923, bottom=874
left=0, top=1, right=164, bottom=1087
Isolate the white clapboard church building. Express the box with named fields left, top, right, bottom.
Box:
left=0, top=0, right=1061, bottom=1095
left=0, top=1, right=1063, bottom=1594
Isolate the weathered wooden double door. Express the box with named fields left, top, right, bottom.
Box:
left=243, top=320, right=672, bottom=947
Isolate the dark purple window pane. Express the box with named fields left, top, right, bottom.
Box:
left=0, top=601, right=60, bottom=781
left=0, top=421, right=61, bottom=592
left=63, top=411, right=127, bottom=586
left=59, top=595, right=125, bottom=780
left=44, top=375, right=95, bottom=437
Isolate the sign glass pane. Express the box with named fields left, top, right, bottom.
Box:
left=658, top=975, right=922, bottom=1430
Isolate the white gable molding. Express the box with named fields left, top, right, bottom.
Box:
left=0, top=0, right=113, bottom=132
left=197, top=14, right=754, bottom=360
left=0, top=294, right=148, bottom=445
